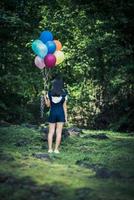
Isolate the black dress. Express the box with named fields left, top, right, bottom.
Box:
left=48, top=92, right=67, bottom=123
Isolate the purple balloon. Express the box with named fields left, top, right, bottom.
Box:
left=44, top=54, right=56, bottom=68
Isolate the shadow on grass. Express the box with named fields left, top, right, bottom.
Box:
left=0, top=173, right=94, bottom=200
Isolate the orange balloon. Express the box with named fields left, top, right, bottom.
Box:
left=54, top=40, right=62, bottom=50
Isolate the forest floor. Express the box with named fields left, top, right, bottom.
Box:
left=0, top=125, right=134, bottom=200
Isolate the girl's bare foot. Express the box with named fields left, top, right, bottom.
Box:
left=54, top=149, right=60, bottom=154
left=48, top=149, right=53, bottom=153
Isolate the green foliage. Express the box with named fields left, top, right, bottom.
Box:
left=1, top=0, right=134, bottom=131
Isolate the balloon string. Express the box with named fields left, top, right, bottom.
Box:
left=40, top=68, right=50, bottom=118
left=41, top=68, right=50, bottom=92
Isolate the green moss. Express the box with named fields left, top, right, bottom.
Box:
left=0, top=126, right=134, bottom=200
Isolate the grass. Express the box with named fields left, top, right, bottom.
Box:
left=0, top=125, right=134, bottom=200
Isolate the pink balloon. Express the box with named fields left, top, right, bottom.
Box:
left=34, top=56, right=45, bottom=69
left=44, top=54, right=56, bottom=68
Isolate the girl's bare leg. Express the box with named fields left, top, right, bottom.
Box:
left=55, top=122, right=64, bottom=151
left=48, top=123, right=56, bottom=151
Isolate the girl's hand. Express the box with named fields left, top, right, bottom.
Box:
left=44, top=95, right=47, bottom=100
left=44, top=93, right=50, bottom=107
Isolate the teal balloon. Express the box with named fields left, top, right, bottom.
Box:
left=32, top=39, right=48, bottom=58
left=46, top=41, right=56, bottom=54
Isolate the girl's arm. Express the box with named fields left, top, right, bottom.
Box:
left=44, top=95, right=50, bottom=107
left=63, top=100, right=67, bottom=122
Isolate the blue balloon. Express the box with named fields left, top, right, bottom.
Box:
left=46, top=41, right=56, bottom=54
left=39, top=31, right=53, bottom=44
left=32, top=39, right=48, bottom=58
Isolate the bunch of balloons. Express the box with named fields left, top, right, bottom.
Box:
left=32, top=31, right=65, bottom=69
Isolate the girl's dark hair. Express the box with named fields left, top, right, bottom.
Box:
left=51, top=76, right=64, bottom=96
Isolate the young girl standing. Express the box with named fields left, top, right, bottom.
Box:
left=44, top=77, right=67, bottom=154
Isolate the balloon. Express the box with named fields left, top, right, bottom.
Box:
left=39, top=31, right=53, bottom=43
left=54, top=40, right=62, bottom=50
left=32, top=39, right=48, bottom=58
left=46, top=41, right=56, bottom=54
left=44, top=54, right=56, bottom=68
left=54, top=51, right=65, bottom=65
left=34, top=56, right=45, bottom=69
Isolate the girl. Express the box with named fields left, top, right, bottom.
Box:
left=44, top=76, right=67, bottom=154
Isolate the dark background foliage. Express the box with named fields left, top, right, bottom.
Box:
left=1, top=0, right=134, bottom=131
